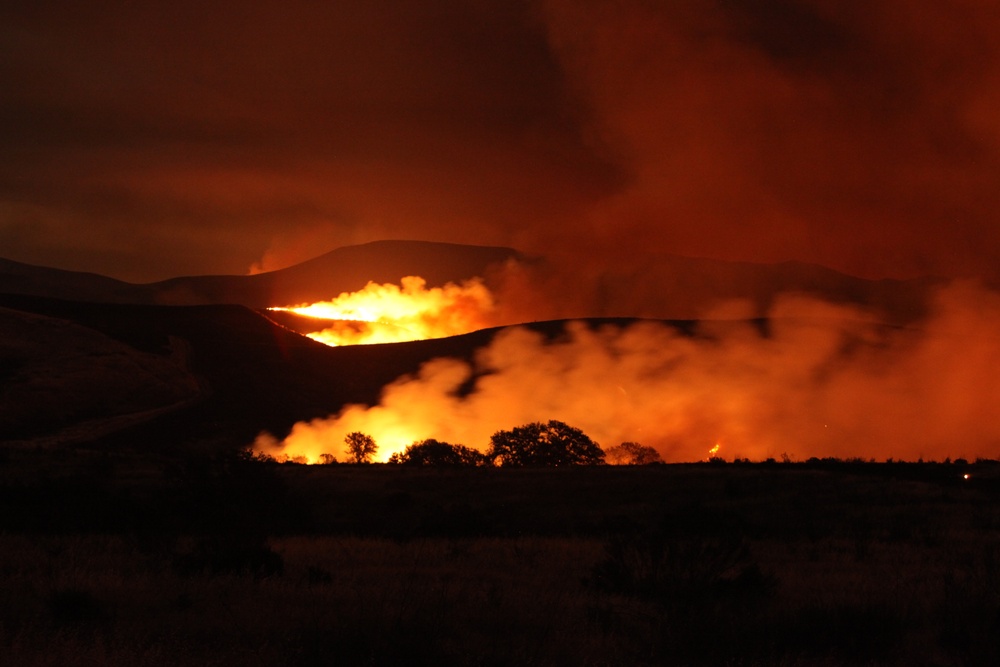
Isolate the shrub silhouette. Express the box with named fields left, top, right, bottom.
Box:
left=344, top=431, right=377, bottom=463
left=590, top=531, right=773, bottom=611
left=172, top=535, right=284, bottom=579
left=488, top=420, right=606, bottom=466
left=388, top=439, right=484, bottom=466
left=605, top=441, right=663, bottom=465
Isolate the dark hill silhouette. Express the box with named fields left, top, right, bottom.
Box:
left=0, top=293, right=400, bottom=449
left=587, top=253, right=941, bottom=324
left=0, top=240, right=941, bottom=324
left=0, top=240, right=946, bottom=450
left=0, top=256, right=147, bottom=303
left=0, top=305, right=201, bottom=445
left=0, top=241, right=522, bottom=308
left=0, top=293, right=664, bottom=452
left=149, top=240, right=524, bottom=308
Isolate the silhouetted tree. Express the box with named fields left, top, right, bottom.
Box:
left=344, top=432, right=377, bottom=463
left=605, top=441, right=663, bottom=465
left=488, top=420, right=605, bottom=466
left=388, top=439, right=484, bottom=466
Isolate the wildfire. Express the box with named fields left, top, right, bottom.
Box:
left=255, top=421, right=421, bottom=464
left=253, top=282, right=1000, bottom=465
left=269, top=276, right=495, bottom=346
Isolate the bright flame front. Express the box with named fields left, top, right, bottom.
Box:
left=270, top=275, right=495, bottom=346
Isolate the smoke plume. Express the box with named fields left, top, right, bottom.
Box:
left=255, top=280, right=1000, bottom=463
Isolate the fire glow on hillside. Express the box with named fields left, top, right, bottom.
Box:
left=254, top=281, right=1000, bottom=465
left=269, top=276, right=496, bottom=346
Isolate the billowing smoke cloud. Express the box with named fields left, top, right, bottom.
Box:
left=4, top=1, right=1000, bottom=285
left=0, top=0, right=616, bottom=281
left=255, top=281, right=1000, bottom=463
left=534, top=0, right=1000, bottom=282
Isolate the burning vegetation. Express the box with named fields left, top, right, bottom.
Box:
left=268, top=275, right=496, bottom=346
left=255, top=280, right=1000, bottom=465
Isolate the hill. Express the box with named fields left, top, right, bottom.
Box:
left=0, top=240, right=941, bottom=324
left=0, top=305, right=201, bottom=445
left=0, top=257, right=147, bottom=303
left=0, top=240, right=522, bottom=308
left=0, top=240, right=946, bottom=450
left=0, top=293, right=418, bottom=450
left=0, top=293, right=666, bottom=451
left=580, top=253, right=940, bottom=323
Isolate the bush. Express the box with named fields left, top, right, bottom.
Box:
left=604, top=441, right=662, bottom=465
left=488, top=420, right=606, bottom=466
left=172, top=535, right=284, bottom=579
left=590, top=530, right=772, bottom=611
left=387, top=439, right=484, bottom=466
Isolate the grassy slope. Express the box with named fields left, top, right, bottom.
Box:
left=0, top=306, right=201, bottom=443
left=0, top=293, right=699, bottom=451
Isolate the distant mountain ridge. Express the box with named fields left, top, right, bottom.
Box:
left=0, top=240, right=941, bottom=323
left=0, top=236, right=947, bottom=451
left=585, top=253, right=942, bottom=323
left=0, top=256, right=146, bottom=304
left=0, top=240, right=523, bottom=308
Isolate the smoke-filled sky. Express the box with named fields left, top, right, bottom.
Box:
left=2, top=1, right=999, bottom=283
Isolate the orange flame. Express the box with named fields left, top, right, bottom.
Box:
left=270, top=276, right=495, bottom=346
left=255, top=421, right=423, bottom=464
left=255, top=283, right=1000, bottom=465
left=707, top=441, right=721, bottom=459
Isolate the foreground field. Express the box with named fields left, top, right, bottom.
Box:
left=1, top=451, right=999, bottom=666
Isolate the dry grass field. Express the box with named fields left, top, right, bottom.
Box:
left=1, top=450, right=999, bottom=666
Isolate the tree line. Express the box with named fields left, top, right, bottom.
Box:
left=331, top=420, right=664, bottom=466
left=256, top=423, right=998, bottom=468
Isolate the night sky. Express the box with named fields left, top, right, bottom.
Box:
left=2, top=1, right=998, bottom=283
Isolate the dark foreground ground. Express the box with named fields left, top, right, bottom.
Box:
left=2, top=449, right=999, bottom=666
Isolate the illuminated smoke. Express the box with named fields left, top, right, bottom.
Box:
left=254, top=281, right=1000, bottom=463
left=269, top=276, right=496, bottom=346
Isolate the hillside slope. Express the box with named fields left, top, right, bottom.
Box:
left=0, top=293, right=690, bottom=451
left=0, top=306, right=201, bottom=445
